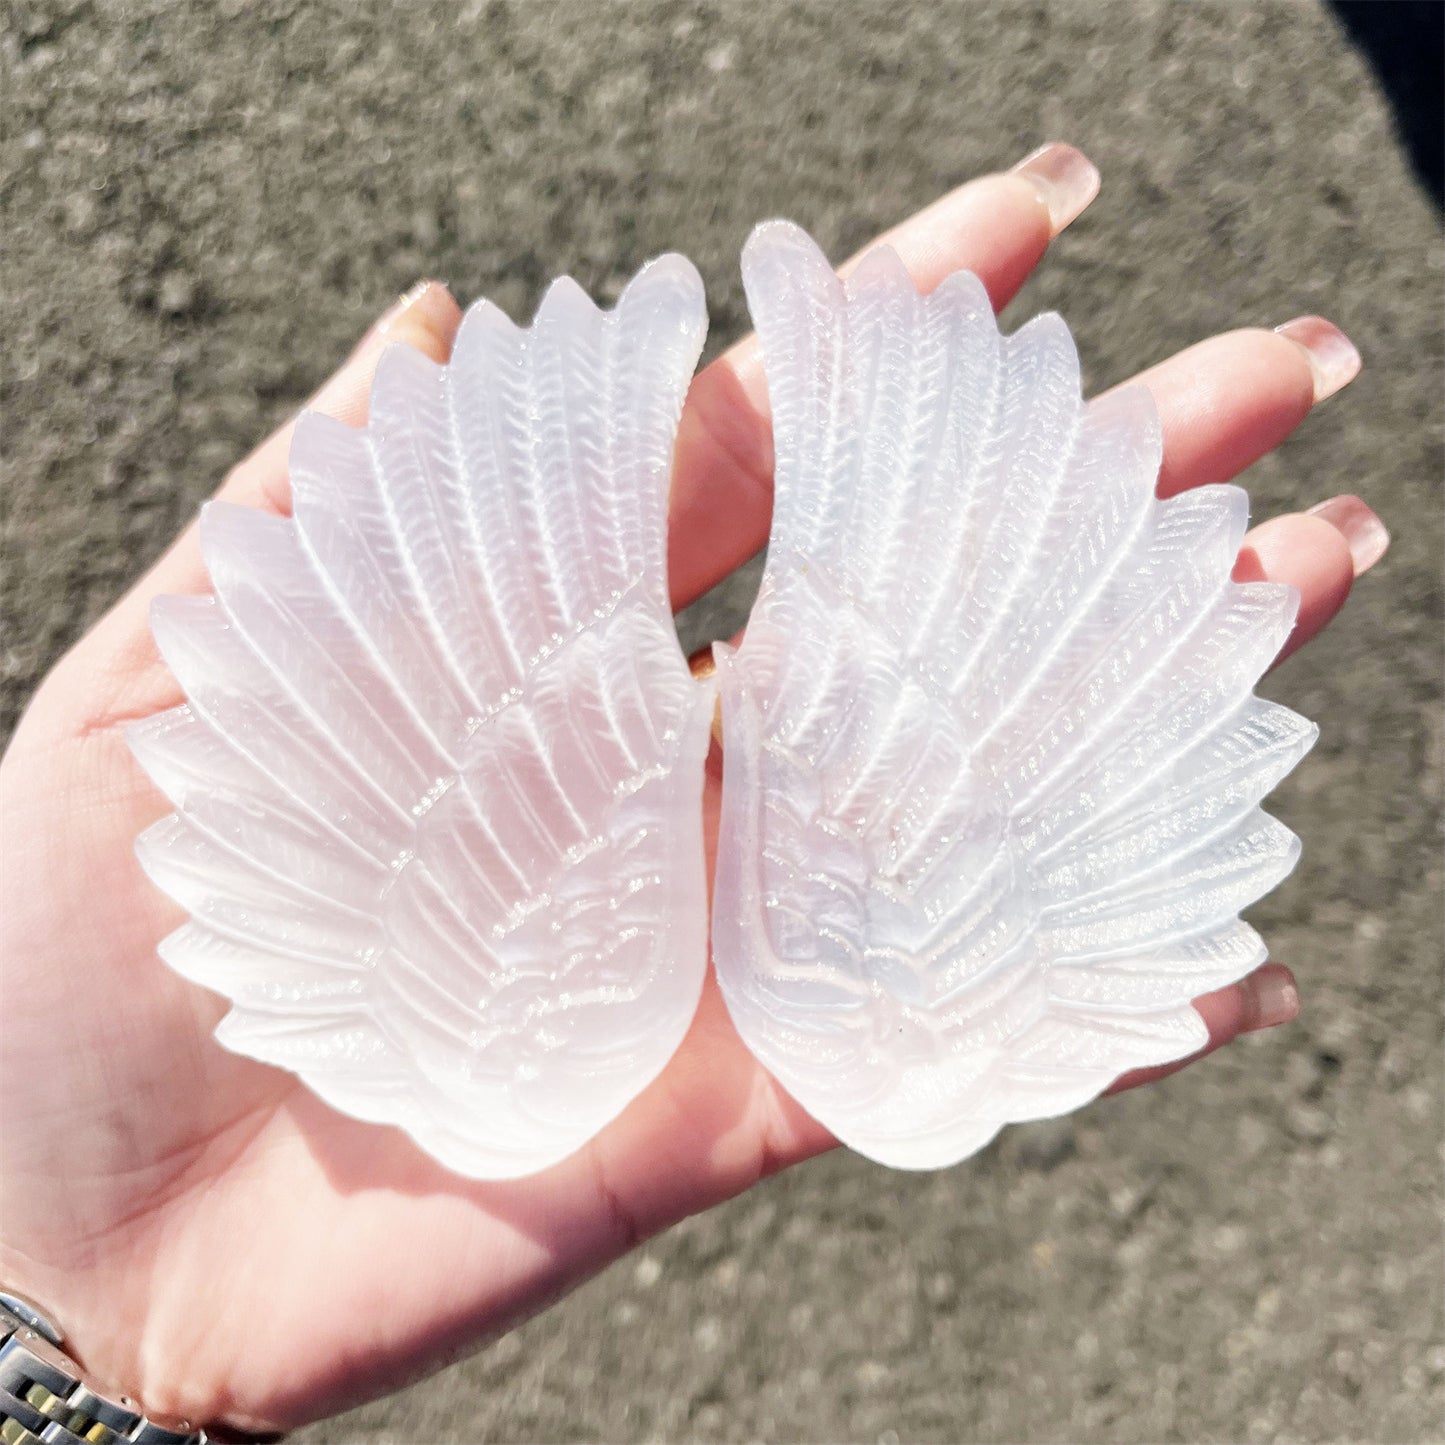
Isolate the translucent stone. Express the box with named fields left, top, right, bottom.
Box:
left=711, top=222, right=1314, bottom=1169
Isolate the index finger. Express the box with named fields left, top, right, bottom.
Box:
left=666, top=143, right=1102, bottom=609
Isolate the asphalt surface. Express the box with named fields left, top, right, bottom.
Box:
left=3, top=2, right=1442, bottom=1440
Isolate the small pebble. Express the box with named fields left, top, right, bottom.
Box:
left=157, top=270, right=199, bottom=317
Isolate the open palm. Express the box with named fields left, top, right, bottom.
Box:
left=0, top=147, right=1380, bottom=1436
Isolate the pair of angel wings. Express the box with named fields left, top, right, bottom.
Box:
left=131, top=224, right=1313, bottom=1178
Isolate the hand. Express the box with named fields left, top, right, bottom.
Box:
left=0, top=145, right=1384, bottom=1435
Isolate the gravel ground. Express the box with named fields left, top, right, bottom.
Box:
left=3, top=2, right=1441, bottom=1441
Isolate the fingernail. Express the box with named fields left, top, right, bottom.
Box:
left=1307, top=494, right=1390, bottom=576
left=688, top=646, right=725, bottom=747
left=354, top=279, right=450, bottom=354
left=311, top=281, right=459, bottom=418
left=1242, top=966, right=1300, bottom=1033
left=1275, top=316, right=1361, bottom=403
left=1011, top=142, right=1101, bottom=234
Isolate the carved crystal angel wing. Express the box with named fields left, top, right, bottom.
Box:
left=712, top=221, right=1315, bottom=1169
left=130, top=257, right=715, bottom=1179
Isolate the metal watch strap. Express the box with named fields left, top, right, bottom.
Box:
left=0, top=1297, right=203, bottom=1445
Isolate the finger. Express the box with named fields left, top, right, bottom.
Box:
left=1118, top=318, right=1360, bottom=500
left=839, top=141, right=1102, bottom=298
left=1237, top=501, right=1387, bottom=665
left=48, top=284, right=462, bottom=739
left=694, top=484, right=1385, bottom=713
left=667, top=142, right=1102, bottom=610
left=218, top=280, right=462, bottom=517
left=1107, top=962, right=1300, bottom=1096
left=1105, top=316, right=1372, bottom=663
left=692, top=511, right=1381, bottom=707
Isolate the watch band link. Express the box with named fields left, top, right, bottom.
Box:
left=0, top=1302, right=202, bottom=1445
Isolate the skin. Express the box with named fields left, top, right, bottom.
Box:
left=0, top=151, right=1379, bottom=1435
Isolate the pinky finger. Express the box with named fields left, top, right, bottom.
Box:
left=1107, top=963, right=1300, bottom=1096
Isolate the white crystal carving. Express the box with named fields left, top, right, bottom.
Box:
left=712, top=221, right=1316, bottom=1169
left=130, top=257, right=715, bottom=1179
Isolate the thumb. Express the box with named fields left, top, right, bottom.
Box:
left=33, top=282, right=461, bottom=745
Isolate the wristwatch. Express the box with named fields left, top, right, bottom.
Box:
left=0, top=1295, right=203, bottom=1445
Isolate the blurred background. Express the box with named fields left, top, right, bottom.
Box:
left=2, top=1, right=1441, bottom=1440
